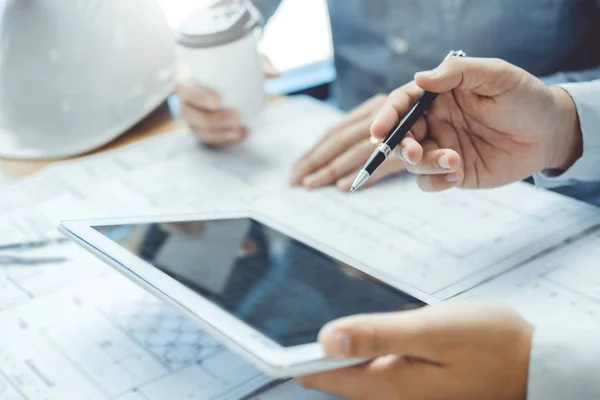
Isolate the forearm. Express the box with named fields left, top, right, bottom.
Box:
left=528, top=328, right=600, bottom=400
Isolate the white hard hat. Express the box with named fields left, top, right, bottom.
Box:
left=0, top=0, right=176, bottom=159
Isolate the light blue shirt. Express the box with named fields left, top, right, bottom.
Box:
left=256, top=0, right=600, bottom=204
left=535, top=80, right=600, bottom=186
left=256, top=0, right=600, bottom=110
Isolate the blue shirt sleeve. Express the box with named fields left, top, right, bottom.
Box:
left=528, top=328, right=600, bottom=400
left=533, top=80, right=600, bottom=187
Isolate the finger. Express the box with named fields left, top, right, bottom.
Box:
left=417, top=168, right=464, bottom=192
left=404, top=141, right=461, bottom=175
left=291, top=94, right=387, bottom=185
left=296, top=356, right=403, bottom=400
left=370, top=82, right=427, bottom=141
left=297, top=364, right=370, bottom=399
left=318, top=308, right=453, bottom=360
left=392, top=133, right=423, bottom=165
left=336, top=157, right=407, bottom=192
left=181, top=104, right=242, bottom=132
left=414, top=56, right=526, bottom=97
left=175, top=76, right=221, bottom=111
left=298, top=355, right=444, bottom=400
left=302, top=140, right=376, bottom=189
left=192, top=127, right=247, bottom=147
left=291, top=118, right=372, bottom=185
left=323, top=95, right=388, bottom=142
left=261, top=54, right=280, bottom=78
left=338, top=94, right=388, bottom=131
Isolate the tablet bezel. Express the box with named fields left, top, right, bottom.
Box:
left=59, top=211, right=439, bottom=376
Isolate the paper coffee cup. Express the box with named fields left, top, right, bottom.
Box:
left=175, top=0, right=266, bottom=125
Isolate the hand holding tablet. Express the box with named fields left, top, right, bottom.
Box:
left=59, top=213, right=435, bottom=377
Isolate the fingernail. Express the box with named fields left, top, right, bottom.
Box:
left=446, top=173, right=459, bottom=183
left=303, top=174, right=322, bottom=188
left=401, top=147, right=411, bottom=164
left=438, top=155, right=451, bottom=170
left=324, top=331, right=350, bottom=357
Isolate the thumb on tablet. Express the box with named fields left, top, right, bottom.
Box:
left=317, top=309, right=442, bottom=360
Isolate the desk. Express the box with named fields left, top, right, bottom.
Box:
left=0, top=102, right=184, bottom=185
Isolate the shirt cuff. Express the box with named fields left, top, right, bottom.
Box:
left=528, top=328, right=600, bottom=400
left=533, top=81, right=600, bottom=188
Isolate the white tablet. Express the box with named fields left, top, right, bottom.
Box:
left=59, top=212, right=436, bottom=378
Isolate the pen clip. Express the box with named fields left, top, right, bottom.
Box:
left=445, top=50, right=467, bottom=60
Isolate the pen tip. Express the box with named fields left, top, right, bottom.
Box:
left=349, top=170, right=370, bottom=194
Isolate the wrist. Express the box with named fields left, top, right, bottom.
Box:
left=544, top=87, right=583, bottom=172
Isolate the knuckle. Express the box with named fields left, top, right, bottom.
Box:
left=203, top=113, right=227, bottom=130
left=366, top=326, right=389, bottom=355
left=389, top=87, right=407, bottom=101
left=319, top=167, right=336, bottom=183
left=302, top=158, right=320, bottom=174
left=373, top=93, right=387, bottom=105
left=427, top=156, right=442, bottom=172
left=445, top=55, right=462, bottom=67
left=183, top=106, right=208, bottom=127
left=180, top=105, right=196, bottom=125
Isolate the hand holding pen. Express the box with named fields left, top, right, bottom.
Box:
left=350, top=50, right=466, bottom=192
left=357, top=55, right=580, bottom=192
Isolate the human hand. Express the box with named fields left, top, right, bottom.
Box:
left=297, top=302, right=533, bottom=400
left=371, top=57, right=583, bottom=192
left=176, top=55, right=278, bottom=147
left=290, top=95, right=407, bottom=191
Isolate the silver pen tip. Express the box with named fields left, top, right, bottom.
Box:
left=349, top=170, right=370, bottom=193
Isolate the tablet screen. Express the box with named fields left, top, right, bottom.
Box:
left=95, top=218, right=425, bottom=347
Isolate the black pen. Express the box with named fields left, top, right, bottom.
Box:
left=350, top=50, right=466, bottom=193
left=0, top=237, right=69, bottom=252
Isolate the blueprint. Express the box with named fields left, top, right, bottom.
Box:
left=0, top=274, right=276, bottom=400
left=1, top=96, right=600, bottom=399
left=457, top=226, right=600, bottom=329
left=2, top=97, right=600, bottom=301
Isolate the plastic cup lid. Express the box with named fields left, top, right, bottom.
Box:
left=176, top=0, right=262, bottom=48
